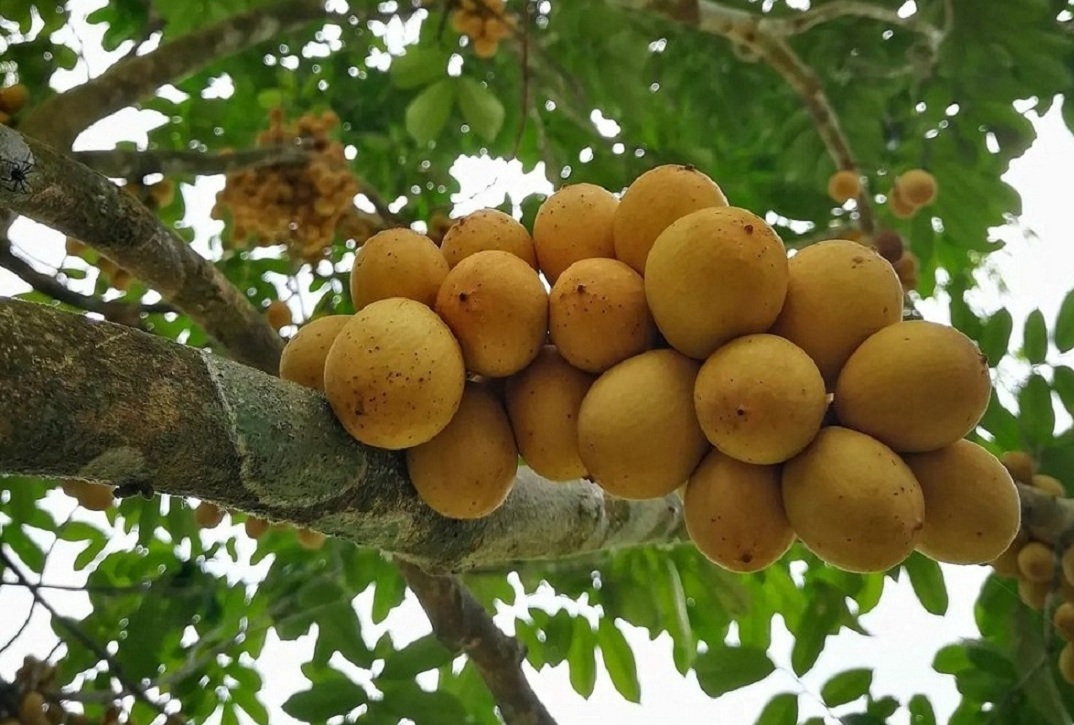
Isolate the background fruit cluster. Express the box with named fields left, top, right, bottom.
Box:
left=276, top=163, right=1022, bottom=577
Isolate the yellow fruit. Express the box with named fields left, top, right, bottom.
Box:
left=296, top=528, right=327, bottom=550
left=888, top=185, right=917, bottom=219
left=1018, top=541, right=1055, bottom=583
left=1063, top=545, right=1074, bottom=586
left=693, top=334, right=826, bottom=464
left=1055, top=602, right=1074, bottom=641
left=645, top=207, right=788, bottom=359
left=897, top=169, right=937, bottom=206
left=827, top=170, right=861, bottom=203
left=1, top=84, right=29, bottom=113
left=577, top=349, right=708, bottom=500
left=1019, top=578, right=1049, bottom=611
left=1000, top=451, right=1035, bottom=484
left=990, top=537, right=1024, bottom=578
left=902, top=440, right=1021, bottom=564
left=684, top=450, right=794, bottom=573
left=324, top=298, right=465, bottom=449
left=279, top=315, right=351, bottom=392
left=194, top=502, right=225, bottom=528
left=1033, top=474, right=1065, bottom=497
left=834, top=320, right=991, bottom=452
left=65, top=480, right=114, bottom=511
left=435, top=250, right=548, bottom=377
left=245, top=516, right=269, bottom=539
left=1061, top=643, right=1074, bottom=685
left=548, top=258, right=656, bottom=373
left=781, top=427, right=924, bottom=573
left=892, top=251, right=919, bottom=293
left=532, top=183, right=618, bottom=282
left=472, top=36, right=499, bottom=58
left=612, top=164, right=728, bottom=274
left=769, top=239, right=903, bottom=388
left=266, top=300, right=292, bottom=330
left=504, top=346, right=595, bottom=481
left=349, top=228, right=449, bottom=310
left=440, top=209, right=538, bottom=270
left=407, top=382, right=518, bottom=519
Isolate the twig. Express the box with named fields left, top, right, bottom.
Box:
left=0, top=548, right=171, bottom=721
left=398, top=561, right=558, bottom=725
left=509, top=1, right=534, bottom=159
left=74, top=145, right=313, bottom=180
left=762, top=1, right=944, bottom=48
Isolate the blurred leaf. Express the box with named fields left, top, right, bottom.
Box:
left=821, top=668, right=873, bottom=707
left=458, top=77, right=505, bottom=141
left=755, top=693, right=798, bottom=725
left=979, top=309, right=1013, bottom=367
left=908, top=694, right=937, bottom=725
left=379, top=634, right=455, bottom=680
left=1024, top=309, right=1048, bottom=364
left=1055, top=288, right=1074, bottom=353
left=405, top=79, right=456, bottom=144
left=904, top=552, right=949, bottom=615
left=1053, top=366, right=1074, bottom=416
left=567, top=617, right=596, bottom=698
left=694, top=645, right=774, bottom=698
left=598, top=619, right=640, bottom=703
left=282, top=675, right=366, bottom=722
left=390, top=47, right=448, bottom=89
left=1018, top=373, right=1055, bottom=446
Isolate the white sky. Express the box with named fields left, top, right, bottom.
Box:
left=3, top=2, right=1074, bottom=724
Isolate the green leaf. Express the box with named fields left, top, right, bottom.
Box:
left=598, top=619, right=640, bottom=703
left=567, top=618, right=596, bottom=698
left=1053, top=366, right=1074, bottom=416
left=404, top=79, right=456, bottom=145
left=1024, top=309, right=1048, bottom=364
left=933, top=643, right=971, bottom=674
left=978, top=309, right=1013, bottom=367
left=754, top=693, right=798, bottom=725
left=458, top=77, right=506, bottom=141
left=821, top=668, right=873, bottom=707
left=390, top=47, right=448, bottom=89
left=379, top=634, right=455, bottom=680
left=372, top=566, right=406, bottom=624
left=908, top=694, right=937, bottom=725
left=1055, top=288, right=1074, bottom=352
left=316, top=603, right=374, bottom=668
left=282, top=676, right=366, bottom=722
left=903, top=552, right=948, bottom=615
left=1018, top=373, right=1055, bottom=445
left=694, top=645, right=774, bottom=698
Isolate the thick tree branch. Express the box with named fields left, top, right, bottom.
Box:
left=0, top=125, right=283, bottom=374
left=73, top=145, right=312, bottom=180
left=1018, top=483, right=1074, bottom=550
left=0, top=299, right=684, bottom=571
left=397, top=563, right=557, bottom=725
left=20, top=0, right=330, bottom=149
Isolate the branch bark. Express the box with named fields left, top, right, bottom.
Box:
left=19, top=0, right=329, bottom=149
left=0, top=298, right=684, bottom=571
left=0, top=125, right=283, bottom=374
left=397, top=563, right=557, bottom=725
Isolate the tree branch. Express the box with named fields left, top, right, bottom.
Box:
left=0, top=125, right=283, bottom=374
left=761, top=1, right=944, bottom=47
left=19, top=0, right=330, bottom=149
left=73, top=145, right=312, bottom=180
left=0, top=549, right=171, bottom=720
left=397, top=562, right=557, bottom=725
left=0, top=298, right=685, bottom=571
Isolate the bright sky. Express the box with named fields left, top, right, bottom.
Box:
left=3, top=2, right=1074, bottom=724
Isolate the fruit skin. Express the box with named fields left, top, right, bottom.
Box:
left=834, top=320, right=992, bottom=452
left=1032, top=473, right=1066, bottom=497
left=1000, top=450, right=1035, bottom=484
left=577, top=349, right=709, bottom=500
left=897, top=169, right=937, bottom=206
left=407, top=382, right=519, bottom=519
left=504, top=346, right=595, bottom=481
left=827, top=170, right=861, bottom=203
left=349, top=228, right=449, bottom=310
left=612, top=164, right=728, bottom=274
left=245, top=516, right=270, bottom=539
left=1062, top=544, right=1074, bottom=586
left=684, top=450, right=795, bottom=573
left=781, top=426, right=925, bottom=573
left=435, top=250, right=549, bottom=377
left=1019, top=578, right=1049, bottom=611
left=694, top=334, right=827, bottom=464
left=901, top=439, right=1021, bottom=564
left=533, top=183, right=618, bottom=282
left=549, top=258, right=656, bottom=373
left=888, top=185, right=917, bottom=218
left=990, top=535, right=1024, bottom=578
left=769, top=239, right=903, bottom=388
left=1055, top=602, right=1074, bottom=641
left=1061, top=643, right=1074, bottom=685
left=1017, top=541, right=1054, bottom=583
left=440, top=208, right=538, bottom=269
left=645, top=207, right=788, bottom=359
left=279, top=315, right=351, bottom=392
left=324, top=298, right=466, bottom=449
left=195, top=502, right=226, bottom=529
left=266, top=300, right=292, bottom=330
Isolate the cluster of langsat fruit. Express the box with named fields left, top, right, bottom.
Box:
left=989, top=451, right=1074, bottom=684
left=0, top=83, right=28, bottom=126
left=276, top=162, right=1020, bottom=577
left=449, top=0, right=517, bottom=58
left=211, top=109, right=362, bottom=262
left=63, top=180, right=175, bottom=291
left=0, top=656, right=184, bottom=725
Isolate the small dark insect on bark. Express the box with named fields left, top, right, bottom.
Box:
left=0, top=150, right=34, bottom=194
left=114, top=478, right=155, bottom=500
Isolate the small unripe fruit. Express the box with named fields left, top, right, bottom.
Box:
left=266, top=300, right=292, bottom=330
left=1017, top=541, right=1055, bottom=583
left=1000, top=450, right=1035, bottom=484
left=194, top=502, right=226, bottom=529
left=1054, top=602, right=1074, bottom=641
left=296, top=528, right=327, bottom=550
left=245, top=516, right=269, bottom=539
left=872, top=229, right=904, bottom=263
left=1019, top=578, right=1050, bottom=611
left=897, top=169, right=937, bottom=206
left=1062, top=544, right=1074, bottom=586
left=888, top=185, right=917, bottom=219
left=1032, top=473, right=1065, bottom=497
left=827, top=170, right=861, bottom=203
left=1061, top=643, right=1074, bottom=685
